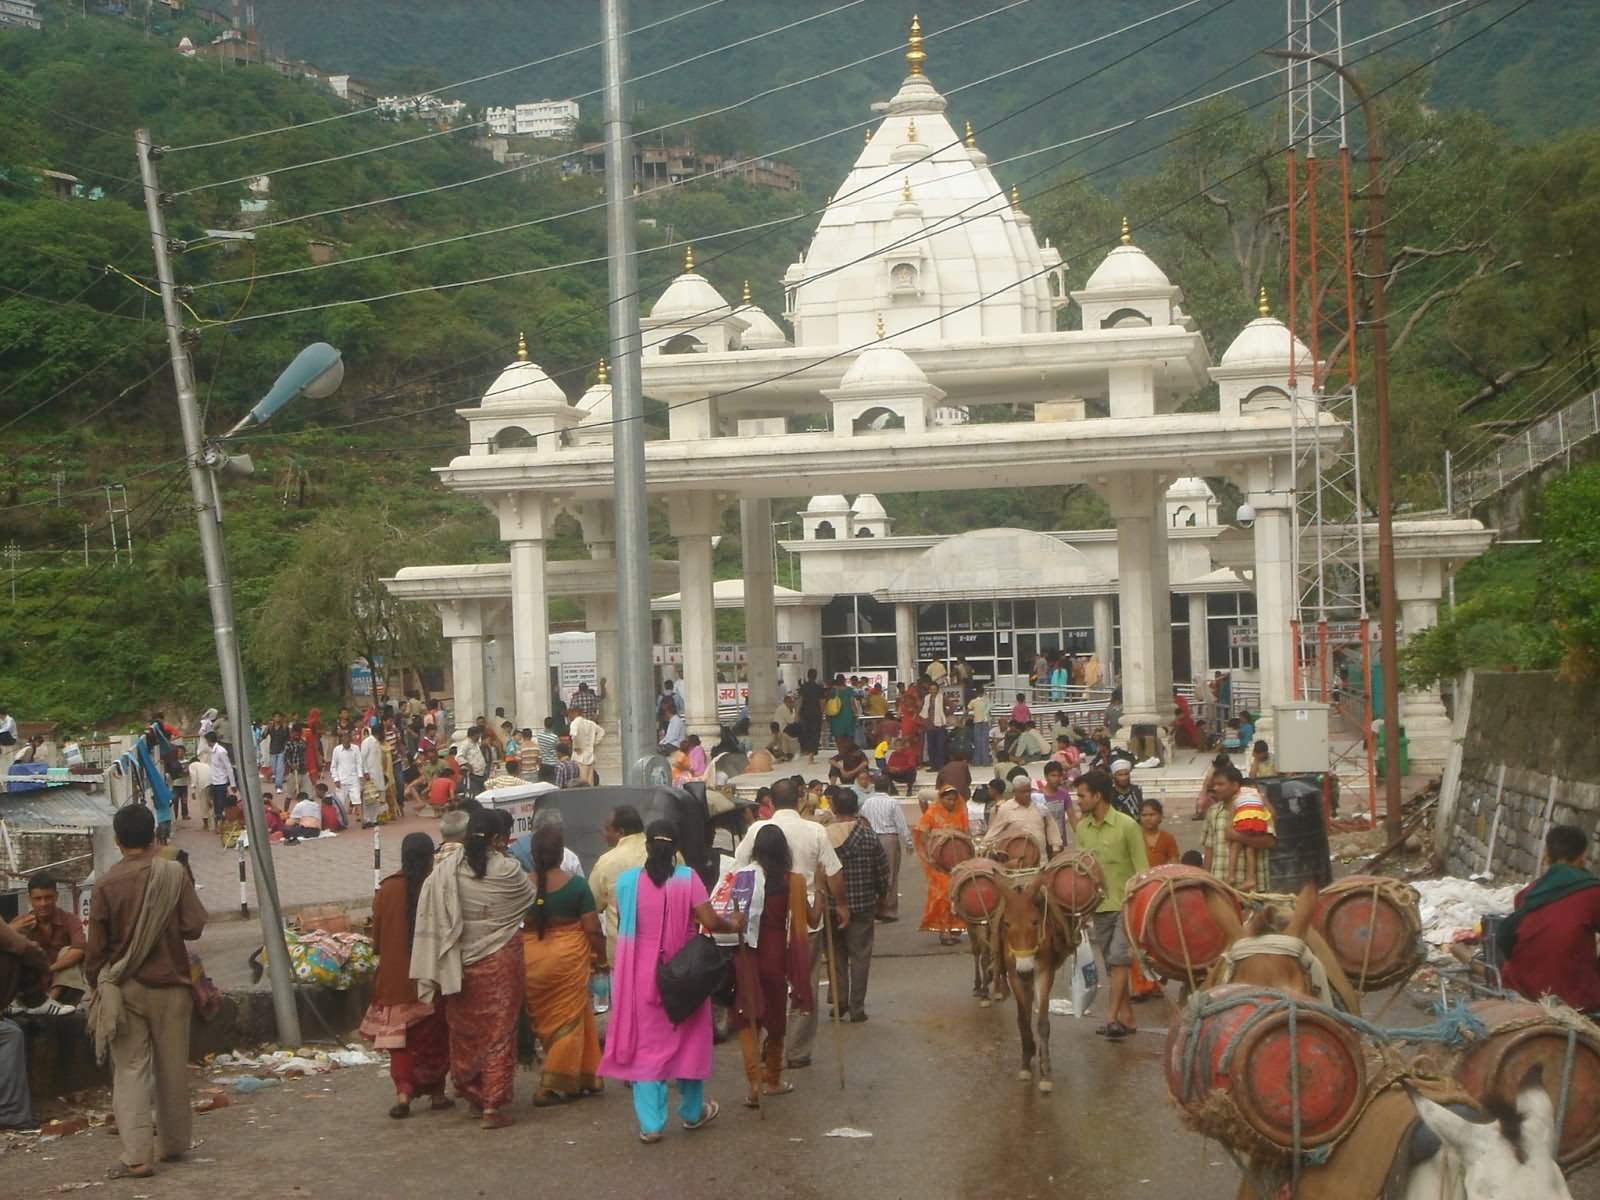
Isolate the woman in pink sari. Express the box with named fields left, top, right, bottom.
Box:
left=599, top=820, right=743, bottom=1144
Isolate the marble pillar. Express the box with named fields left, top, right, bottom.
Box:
left=439, top=598, right=487, bottom=743
left=669, top=493, right=723, bottom=738
left=1396, top=557, right=1453, bottom=771
left=581, top=502, right=618, bottom=730
left=1105, top=473, right=1172, bottom=730
left=740, top=497, right=778, bottom=717
left=509, top=537, right=551, bottom=730
left=1187, top=593, right=1209, bottom=687
left=1092, top=594, right=1115, bottom=687
left=1247, top=458, right=1296, bottom=743
left=894, top=602, right=917, bottom=686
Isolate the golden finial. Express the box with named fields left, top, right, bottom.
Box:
left=597, top=358, right=609, bottom=384
left=742, top=279, right=752, bottom=304
left=1257, top=286, right=1271, bottom=317
left=1119, top=215, right=1131, bottom=245
left=875, top=313, right=886, bottom=340
left=906, top=117, right=918, bottom=144
left=964, top=120, right=975, bottom=148
left=864, top=126, right=872, bottom=146
left=906, top=13, right=926, bottom=76
left=683, top=244, right=695, bottom=273
left=516, top=331, right=528, bottom=362
left=902, top=176, right=912, bottom=202
left=1010, top=184, right=1021, bottom=210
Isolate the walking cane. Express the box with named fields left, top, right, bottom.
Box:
left=820, top=884, right=846, bottom=1091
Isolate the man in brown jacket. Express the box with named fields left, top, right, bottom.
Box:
left=0, top=916, right=50, bottom=1129
left=85, top=805, right=207, bottom=1178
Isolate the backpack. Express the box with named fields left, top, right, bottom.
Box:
left=824, top=694, right=842, bottom=718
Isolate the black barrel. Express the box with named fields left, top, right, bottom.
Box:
left=1263, top=774, right=1332, bottom=892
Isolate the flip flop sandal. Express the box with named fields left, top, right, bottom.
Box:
left=429, top=1096, right=456, bottom=1111
left=639, top=1131, right=663, bottom=1144
left=1103, top=1022, right=1133, bottom=1040
left=106, top=1163, right=156, bottom=1180
left=743, top=1094, right=761, bottom=1109
left=682, top=1099, right=721, bottom=1131
left=532, top=1091, right=570, bottom=1108
left=480, top=1111, right=515, bottom=1129
left=761, top=1082, right=795, bottom=1098
left=388, top=1102, right=412, bottom=1119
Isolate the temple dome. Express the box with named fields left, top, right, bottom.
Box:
left=649, top=266, right=732, bottom=323
left=1221, top=315, right=1313, bottom=370
left=735, top=302, right=790, bottom=349
left=1083, top=243, right=1172, bottom=293
left=839, top=342, right=927, bottom=391
left=482, top=350, right=568, bottom=411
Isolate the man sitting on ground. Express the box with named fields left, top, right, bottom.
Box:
left=1007, top=720, right=1049, bottom=764
left=7, top=874, right=85, bottom=1011
left=1498, top=824, right=1600, bottom=1013
left=282, top=793, right=323, bottom=842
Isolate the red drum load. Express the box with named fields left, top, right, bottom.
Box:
left=1166, top=984, right=1367, bottom=1152
left=988, top=833, right=1042, bottom=869
left=1038, top=849, right=1105, bottom=916
left=948, top=858, right=1011, bottom=925
left=1310, top=875, right=1423, bottom=992
left=1453, top=1000, right=1600, bottom=1169
left=925, top=827, right=976, bottom=874
left=1123, top=864, right=1241, bottom=984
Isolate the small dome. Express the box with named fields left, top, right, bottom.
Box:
left=1165, top=476, right=1215, bottom=501
left=481, top=358, right=569, bottom=410
left=735, top=304, right=789, bottom=350
left=1083, top=243, right=1172, bottom=293
left=839, top=343, right=927, bottom=392
left=1220, top=316, right=1313, bottom=370
left=571, top=380, right=613, bottom=444
left=805, top=494, right=849, bottom=513
left=850, top=494, right=887, bottom=519
left=649, top=269, right=732, bottom=323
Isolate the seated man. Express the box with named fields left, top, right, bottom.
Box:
left=1, top=917, right=51, bottom=1128
left=8, top=874, right=85, bottom=1009
left=283, top=793, right=323, bottom=842
left=766, top=721, right=799, bottom=763
left=1008, top=721, right=1050, bottom=763
left=884, top=737, right=919, bottom=789
left=1497, top=824, right=1600, bottom=1013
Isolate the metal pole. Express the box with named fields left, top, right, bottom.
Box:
left=135, top=128, right=301, bottom=1045
left=601, top=0, right=654, bottom=786
left=1443, top=449, right=1452, bottom=513
left=1268, top=49, right=1403, bottom=838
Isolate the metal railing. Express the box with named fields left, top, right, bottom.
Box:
left=1451, top=389, right=1600, bottom=511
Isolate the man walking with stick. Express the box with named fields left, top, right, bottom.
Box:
left=733, top=777, right=847, bottom=1071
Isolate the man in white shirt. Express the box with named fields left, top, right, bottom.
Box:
left=659, top=710, right=686, bottom=753
left=186, top=755, right=210, bottom=829
left=566, top=706, right=604, bottom=786
left=460, top=728, right=489, bottom=797
left=203, top=732, right=233, bottom=829
left=359, top=727, right=388, bottom=827
left=859, top=773, right=913, bottom=922
left=919, top=682, right=950, bottom=770
left=733, top=777, right=847, bottom=1070
left=283, top=795, right=322, bottom=841
left=983, top=774, right=1065, bottom=865
left=328, top=730, right=364, bottom=827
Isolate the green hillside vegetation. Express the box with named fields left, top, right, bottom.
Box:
left=1, top=4, right=1598, bottom=726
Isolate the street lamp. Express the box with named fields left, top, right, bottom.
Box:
left=1266, top=49, right=1404, bottom=838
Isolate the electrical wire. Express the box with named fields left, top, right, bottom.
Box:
left=235, top=0, right=1522, bottom=454
left=162, top=0, right=735, bottom=153
left=0, top=322, right=162, bottom=435
left=188, top=0, right=1036, bottom=291
left=210, top=0, right=1231, bottom=320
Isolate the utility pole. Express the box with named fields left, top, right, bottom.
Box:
left=4, top=542, right=18, bottom=607
left=601, top=0, right=655, bottom=784
left=135, top=128, right=301, bottom=1045
left=52, top=470, right=66, bottom=506
left=1270, top=48, right=1404, bottom=839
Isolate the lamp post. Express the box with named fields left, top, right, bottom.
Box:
left=137, top=126, right=345, bottom=1044
left=1266, top=49, right=1403, bottom=837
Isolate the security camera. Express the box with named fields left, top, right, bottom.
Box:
left=1235, top=502, right=1256, bottom=529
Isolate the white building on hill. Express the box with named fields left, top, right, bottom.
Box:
left=486, top=98, right=580, bottom=139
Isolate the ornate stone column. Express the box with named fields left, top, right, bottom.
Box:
left=1395, top=556, right=1453, bottom=772
left=668, top=492, right=725, bottom=738
left=740, top=496, right=778, bottom=718
left=1187, top=592, right=1209, bottom=687
left=894, top=602, right=917, bottom=686
left=1247, top=457, right=1295, bottom=743
left=1092, top=594, right=1115, bottom=686
left=438, top=598, right=487, bottom=743
left=1103, top=473, right=1173, bottom=732
left=486, top=491, right=552, bottom=732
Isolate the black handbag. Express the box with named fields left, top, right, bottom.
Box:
left=653, top=888, right=729, bottom=1025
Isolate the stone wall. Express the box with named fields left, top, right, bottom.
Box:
left=1441, top=670, right=1600, bottom=879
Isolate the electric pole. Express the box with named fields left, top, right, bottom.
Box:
left=135, top=128, right=301, bottom=1045
left=601, top=0, right=655, bottom=784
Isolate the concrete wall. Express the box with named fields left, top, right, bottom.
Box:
left=1442, top=670, right=1600, bottom=879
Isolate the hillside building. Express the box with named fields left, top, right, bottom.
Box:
left=487, top=98, right=580, bottom=139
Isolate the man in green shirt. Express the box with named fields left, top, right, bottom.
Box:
left=1073, top=769, right=1148, bottom=1040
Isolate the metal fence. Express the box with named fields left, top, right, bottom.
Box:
left=1452, top=389, right=1600, bottom=510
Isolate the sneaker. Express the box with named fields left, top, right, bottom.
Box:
left=20, top=998, right=75, bottom=1017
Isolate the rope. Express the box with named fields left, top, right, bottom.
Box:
left=1557, top=1024, right=1577, bottom=1147
left=1289, top=999, right=1302, bottom=1190
left=1357, top=878, right=1380, bottom=994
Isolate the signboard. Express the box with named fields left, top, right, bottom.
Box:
left=1232, top=620, right=1398, bottom=648
left=916, top=632, right=947, bottom=662
left=654, top=643, right=807, bottom=665
left=1227, top=622, right=1259, bottom=649
left=350, top=659, right=373, bottom=697
left=716, top=682, right=751, bottom=707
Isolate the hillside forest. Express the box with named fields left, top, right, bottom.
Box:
left=0, top=2, right=1596, bottom=727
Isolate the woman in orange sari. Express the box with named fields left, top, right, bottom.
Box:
left=1131, top=797, right=1182, bottom=999
left=522, top=823, right=606, bottom=1104
left=912, top=783, right=969, bottom=946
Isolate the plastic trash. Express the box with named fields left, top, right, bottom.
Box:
left=824, top=1127, right=873, bottom=1138
left=230, top=1076, right=280, bottom=1093
left=590, top=972, right=611, bottom=1015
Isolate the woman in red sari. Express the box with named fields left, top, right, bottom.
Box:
left=360, top=832, right=452, bottom=1117
left=304, top=707, right=323, bottom=781
left=410, top=811, right=534, bottom=1128
left=1130, top=798, right=1182, bottom=999
left=913, top=783, right=970, bottom=946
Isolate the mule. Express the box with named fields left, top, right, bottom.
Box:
left=1198, top=884, right=1572, bottom=1199
left=994, top=876, right=1077, bottom=1094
